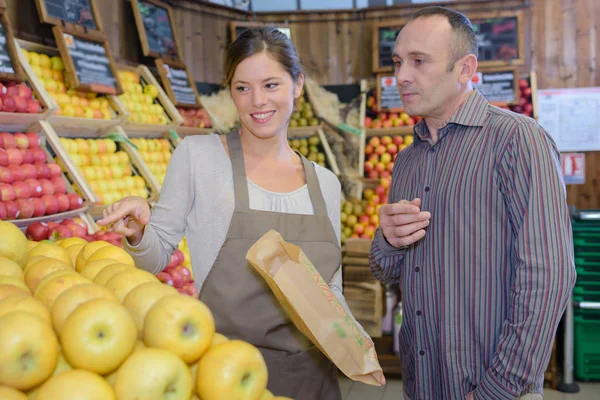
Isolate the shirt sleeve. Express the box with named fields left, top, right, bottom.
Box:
left=474, top=121, right=577, bottom=399
left=123, top=137, right=196, bottom=275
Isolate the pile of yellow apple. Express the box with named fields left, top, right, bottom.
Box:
left=22, top=50, right=114, bottom=120
left=0, top=220, right=292, bottom=400
left=118, top=70, right=170, bottom=125
left=128, top=138, right=171, bottom=186
left=58, top=137, right=149, bottom=206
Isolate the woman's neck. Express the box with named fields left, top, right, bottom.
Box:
left=239, top=125, right=294, bottom=161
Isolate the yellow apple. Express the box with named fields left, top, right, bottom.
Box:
left=0, top=284, right=31, bottom=301
left=114, top=348, right=192, bottom=400
left=51, top=283, right=119, bottom=334
left=0, top=276, right=29, bottom=291
left=260, top=389, right=274, bottom=399
left=122, top=282, right=178, bottom=338
left=85, top=245, right=135, bottom=268
left=34, top=273, right=90, bottom=310
left=31, top=269, right=77, bottom=297
left=0, top=386, right=27, bottom=400
left=196, top=340, right=268, bottom=400
left=104, top=269, right=158, bottom=303
left=57, top=237, right=88, bottom=249
left=35, top=369, right=115, bottom=400
left=0, top=257, right=24, bottom=280
left=28, top=243, right=71, bottom=267
left=60, top=299, right=137, bottom=375
left=0, top=221, right=28, bottom=268
left=25, top=351, right=73, bottom=399
left=64, top=243, right=86, bottom=268
left=93, top=263, right=132, bottom=286
left=79, top=259, right=120, bottom=279
left=0, top=295, right=51, bottom=325
left=211, top=332, right=230, bottom=346
left=25, top=259, right=72, bottom=292
left=0, top=312, right=58, bottom=391
left=75, top=241, right=112, bottom=272
left=27, top=241, right=39, bottom=251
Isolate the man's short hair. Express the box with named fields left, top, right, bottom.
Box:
left=409, top=6, right=478, bottom=70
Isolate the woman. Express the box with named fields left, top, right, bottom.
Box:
left=97, top=27, right=368, bottom=399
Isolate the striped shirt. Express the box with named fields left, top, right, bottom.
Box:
left=369, top=90, right=576, bottom=400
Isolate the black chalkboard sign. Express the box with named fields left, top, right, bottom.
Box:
left=377, top=74, right=403, bottom=112
left=372, top=19, right=405, bottom=73
left=0, top=13, right=23, bottom=81
left=470, top=12, right=524, bottom=67
left=54, top=27, right=123, bottom=95
left=131, top=0, right=181, bottom=62
left=230, top=21, right=291, bottom=43
left=155, top=59, right=200, bottom=108
left=35, top=0, right=103, bottom=36
left=472, top=67, right=519, bottom=104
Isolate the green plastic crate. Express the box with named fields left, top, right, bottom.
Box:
left=574, top=282, right=600, bottom=299
left=575, top=258, right=600, bottom=279
left=574, top=309, right=600, bottom=381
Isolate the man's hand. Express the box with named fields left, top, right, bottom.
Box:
left=379, top=198, right=430, bottom=248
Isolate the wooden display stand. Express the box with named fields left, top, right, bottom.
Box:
left=288, top=124, right=341, bottom=177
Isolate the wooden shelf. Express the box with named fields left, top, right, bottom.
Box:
left=287, top=125, right=321, bottom=138
left=366, top=126, right=414, bottom=137
left=177, top=126, right=213, bottom=137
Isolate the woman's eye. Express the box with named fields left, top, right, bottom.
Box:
left=266, top=83, right=279, bottom=89
left=393, top=61, right=402, bottom=67
left=235, top=86, right=248, bottom=92
left=415, top=59, right=424, bottom=65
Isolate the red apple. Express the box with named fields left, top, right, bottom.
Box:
left=392, top=135, right=404, bottom=146
left=375, top=162, right=386, bottom=173
left=373, top=120, right=382, bottom=129
left=50, top=176, right=67, bottom=194
left=71, top=217, right=88, bottom=231
left=8, top=165, right=24, bottom=182
left=31, top=198, right=46, bottom=217
left=358, top=215, right=370, bottom=225
left=66, top=223, right=87, bottom=238
left=0, top=183, right=16, bottom=201
left=6, top=148, right=22, bottom=165
left=67, top=193, right=83, bottom=210
left=50, top=225, right=72, bottom=240
left=26, top=100, right=41, bottom=114
left=364, top=161, right=374, bottom=173
left=380, top=170, right=391, bottom=179
left=353, top=223, right=365, bottom=235
left=368, top=153, right=379, bottom=163
left=382, top=120, right=393, bottom=129
left=365, top=144, right=374, bottom=155
left=13, top=133, right=29, bottom=149
left=165, top=255, right=178, bottom=270
left=41, top=194, right=59, bottom=215
left=0, top=133, right=15, bottom=149
left=157, top=272, right=174, bottom=286
left=47, top=221, right=59, bottom=231
left=386, top=143, right=398, bottom=154
left=174, top=265, right=191, bottom=283
left=169, top=269, right=184, bottom=288
left=20, top=164, right=36, bottom=181
left=523, top=87, right=532, bottom=98
left=375, top=145, right=386, bottom=156
left=387, top=162, right=395, bottom=172
left=0, top=201, right=6, bottom=220
left=25, top=179, right=43, bottom=198
left=0, top=149, right=7, bottom=166
left=16, top=84, right=32, bottom=98
left=14, top=96, right=28, bottom=113
left=26, top=132, right=40, bottom=148
left=3, top=200, right=18, bottom=219
left=0, top=166, right=13, bottom=183
left=364, top=117, right=373, bottom=128
left=524, top=103, right=533, bottom=114
left=15, top=198, right=34, bottom=219
left=39, top=179, right=55, bottom=196
left=20, top=149, right=34, bottom=165
left=380, top=113, right=388, bottom=121
left=2, top=96, right=16, bottom=113
left=4, top=85, right=16, bottom=96
left=407, top=117, right=416, bottom=126
left=375, top=185, right=386, bottom=198
left=368, top=170, right=379, bottom=179
left=26, top=221, right=49, bottom=241
left=173, top=250, right=185, bottom=266
left=369, top=137, right=381, bottom=147
left=31, top=148, right=47, bottom=164
left=35, top=163, right=51, bottom=180
left=370, top=195, right=381, bottom=205
left=182, top=282, right=198, bottom=297
left=519, top=79, right=529, bottom=90
left=47, top=162, right=62, bottom=178
left=56, top=193, right=70, bottom=212
left=0, top=83, right=5, bottom=96
left=13, top=181, right=31, bottom=199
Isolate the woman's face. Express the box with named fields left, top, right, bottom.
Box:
left=230, top=51, right=303, bottom=140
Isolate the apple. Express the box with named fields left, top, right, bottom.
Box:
left=387, top=162, right=395, bottom=172
left=20, top=149, right=34, bottom=165
left=66, top=193, right=83, bottom=210
left=21, top=163, right=37, bottom=180
left=27, top=100, right=41, bottom=114
left=181, top=282, right=198, bottom=297
left=0, top=183, right=16, bottom=201
left=6, top=148, right=23, bottom=165
left=144, top=295, right=215, bottom=363
left=14, top=96, right=28, bottom=113
left=365, top=144, right=374, bottom=155
left=386, top=143, right=398, bottom=154
left=156, top=271, right=173, bottom=286
left=35, top=163, right=51, bottom=180
left=519, top=78, right=529, bottom=90
left=0, top=133, right=15, bottom=148
left=122, top=282, right=178, bottom=338
left=169, top=269, right=185, bottom=288
left=47, top=162, right=62, bottom=178
left=369, top=137, right=381, bottom=147
left=407, top=117, right=416, bottom=126
left=16, top=84, right=32, bottom=99
left=31, top=148, right=47, bottom=164
left=13, top=132, right=29, bottom=149
left=364, top=161, right=374, bottom=173
left=56, top=194, right=69, bottom=212
left=65, top=221, right=86, bottom=238
left=2, top=96, right=16, bottom=112
left=3, top=200, right=18, bottom=219
left=5, top=85, right=17, bottom=97
left=13, top=181, right=31, bottom=199
left=39, top=179, right=55, bottom=196
left=354, top=223, right=365, bottom=235
left=368, top=170, right=379, bottom=179
left=114, top=348, right=193, bottom=400
left=31, top=198, right=46, bottom=217
left=41, top=194, right=59, bottom=215
left=15, top=198, right=34, bottom=219
left=364, top=117, right=373, bottom=128
left=26, top=132, right=41, bottom=148
left=60, top=299, right=137, bottom=374
left=375, top=162, right=385, bottom=173
left=33, top=369, right=115, bottom=399
left=50, top=225, right=72, bottom=240
left=0, top=312, right=59, bottom=390
left=0, top=202, right=6, bottom=220
left=165, top=254, right=179, bottom=270
left=358, top=215, right=370, bottom=225
left=25, top=179, right=43, bottom=197
left=375, top=145, right=386, bottom=156
left=393, top=135, right=404, bottom=146
left=0, top=149, right=7, bottom=166
left=0, top=166, right=13, bottom=183
left=197, top=340, right=268, bottom=400
left=380, top=153, right=392, bottom=164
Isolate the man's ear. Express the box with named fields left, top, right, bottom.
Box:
left=458, top=54, right=478, bottom=84
left=294, top=73, right=305, bottom=98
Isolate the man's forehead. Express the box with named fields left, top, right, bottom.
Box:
left=395, top=16, right=452, bottom=52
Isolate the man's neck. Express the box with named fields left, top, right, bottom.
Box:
left=424, top=88, right=474, bottom=143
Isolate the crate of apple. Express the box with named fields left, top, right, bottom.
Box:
left=179, top=107, right=212, bottom=129
left=157, top=249, right=198, bottom=297
left=364, top=92, right=420, bottom=129
left=0, top=132, right=84, bottom=220
left=118, top=70, right=170, bottom=125
left=364, top=135, right=413, bottom=179
left=0, top=81, right=43, bottom=114
left=508, top=78, right=534, bottom=117
left=340, top=177, right=391, bottom=242
left=58, top=137, right=150, bottom=206
left=129, top=138, right=171, bottom=186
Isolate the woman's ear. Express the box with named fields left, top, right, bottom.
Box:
left=294, top=73, right=305, bottom=99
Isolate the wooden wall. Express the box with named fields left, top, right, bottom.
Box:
left=3, top=0, right=599, bottom=208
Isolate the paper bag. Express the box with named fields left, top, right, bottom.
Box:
left=246, top=230, right=385, bottom=386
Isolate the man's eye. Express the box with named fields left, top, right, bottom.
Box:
left=415, top=59, right=424, bottom=65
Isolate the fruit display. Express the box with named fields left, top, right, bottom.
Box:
left=0, top=81, right=43, bottom=114
left=22, top=49, right=113, bottom=120
left=128, top=138, right=171, bottom=186
left=118, top=70, right=170, bottom=125
left=364, top=89, right=421, bottom=129
left=25, top=218, right=123, bottom=248
left=57, top=137, right=150, bottom=206
left=288, top=133, right=328, bottom=168
left=364, top=135, right=412, bottom=179
left=0, top=132, right=84, bottom=220
left=178, top=106, right=212, bottom=129
left=289, top=88, right=319, bottom=128
left=0, top=220, right=277, bottom=400
left=340, top=177, right=391, bottom=242
left=508, top=77, right=534, bottom=117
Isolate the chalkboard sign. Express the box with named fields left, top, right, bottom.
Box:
left=472, top=67, right=519, bottom=104
left=377, top=74, right=403, bottom=112
left=372, top=19, right=405, bottom=73
left=470, top=11, right=524, bottom=67
left=0, top=13, right=24, bottom=81
left=131, top=0, right=181, bottom=62
left=53, top=27, right=123, bottom=95
left=155, top=59, right=200, bottom=108
left=230, top=21, right=291, bottom=43
left=35, top=0, right=103, bottom=36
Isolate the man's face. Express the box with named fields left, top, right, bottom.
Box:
left=392, top=16, right=463, bottom=119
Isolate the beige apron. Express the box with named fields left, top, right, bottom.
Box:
left=199, top=130, right=343, bottom=400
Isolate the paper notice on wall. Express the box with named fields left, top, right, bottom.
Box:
left=560, top=153, right=585, bottom=185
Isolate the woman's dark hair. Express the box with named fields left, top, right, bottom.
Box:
left=223, top=27, right=303, bottom=87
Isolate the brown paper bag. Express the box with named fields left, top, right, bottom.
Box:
left=246, top=229, right=385, bottom=386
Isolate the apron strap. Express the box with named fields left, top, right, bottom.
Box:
left=300, top=155, right=328, bottom=217
left=226, top=130, right=251, bottom=210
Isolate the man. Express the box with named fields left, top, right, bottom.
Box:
left=369, top=6, right=576, bottom=400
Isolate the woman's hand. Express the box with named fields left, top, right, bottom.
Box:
left=96, top=196, right=151, bottom=246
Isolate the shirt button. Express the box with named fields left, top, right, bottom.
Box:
left=415, top=267, right=420, bottom=272
left=419, top=350, right=425, bottom=356
left=424, top=187, right=430, bottom=192
left=430, top=148, right=435, bottom=153
left=416, top=310, right=422, bottom=316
